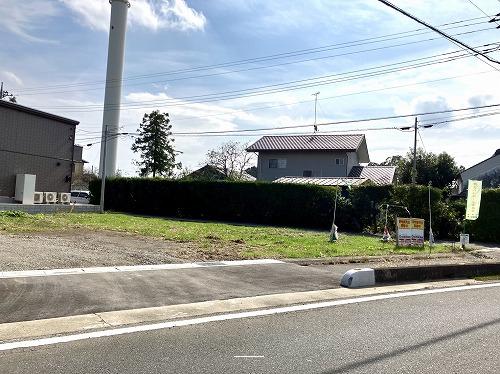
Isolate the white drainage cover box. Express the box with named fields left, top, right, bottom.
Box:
left=340, top=268, right=375, bottom=288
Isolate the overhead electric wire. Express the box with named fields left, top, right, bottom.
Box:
left=75, top=103, right=500, bottom=141
left=378, top=0, right=500, bottom=68
left=36, top=42, right=500, bottom=114
left=108, top=102, right=500, bottom=137
left=422, top=110, right=500, bottom=127
left=16, top=26, right=494, bottom=98
left=12, top=16, right=488, bottom=96
left=418, top=108, right=500, bottom=127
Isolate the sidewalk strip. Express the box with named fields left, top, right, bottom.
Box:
left=0, top=259, right=284, bottom=279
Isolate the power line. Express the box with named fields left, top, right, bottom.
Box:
left=377, top=0, right=500, bottom=69
left=11, top=16, right=494, bottom=99
left=75, top=102, right=500, bottom=141
left=31, top=42, right=500, bottom=113
left=17, top=25, right=493, bottom=98
left=136, top=103, right=500, bottom=137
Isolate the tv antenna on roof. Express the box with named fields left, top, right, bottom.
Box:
left=312, top=91, right=320, bottom=132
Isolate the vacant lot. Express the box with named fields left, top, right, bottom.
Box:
left=0, top=211, right=471, bottom=271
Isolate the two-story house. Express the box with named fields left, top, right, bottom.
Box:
left=246, top=134, right=395, bottom=185
left=0, top=100, right=80, bottom=199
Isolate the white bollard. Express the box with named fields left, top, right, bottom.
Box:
left=340, top=268, right=375, bottom=288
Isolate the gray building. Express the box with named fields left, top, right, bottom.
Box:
left=246, top=134, right=371, bottom=182
left=0, top=100, right=79, bottom=198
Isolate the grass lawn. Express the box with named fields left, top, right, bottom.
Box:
left=0, top=211, right=451, bottom=259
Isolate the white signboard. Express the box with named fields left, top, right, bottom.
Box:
left=397, top=217, right=425, bottom=246
left=460, top=234, right=469, bottom=246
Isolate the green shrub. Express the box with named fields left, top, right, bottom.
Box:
left=89, top=178, right=499, bottom=243
left=466, top=189, right=500, bottom=242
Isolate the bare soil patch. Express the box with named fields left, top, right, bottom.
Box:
left=0, top=229, right=250, bottom=271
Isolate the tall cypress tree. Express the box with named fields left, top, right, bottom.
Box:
left=131, top=110, right=181, bottom=177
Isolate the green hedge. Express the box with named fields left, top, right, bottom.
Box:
left=465, top=189, right=500, bottom=242
left=90, top=178, right=351, bottom=229
left=89, top=178, right=500, bottom=243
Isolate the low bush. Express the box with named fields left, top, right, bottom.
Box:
left=90, top=178, right=500, bottom=243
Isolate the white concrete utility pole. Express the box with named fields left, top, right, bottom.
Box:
left=99, top=0, right=130, bottom=179
left=412, top=117, right=417, bottom=184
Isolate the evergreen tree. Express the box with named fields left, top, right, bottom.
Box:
left=131, top=110, right=181, bottom=177
left=376, top=148, right=463, bottom=188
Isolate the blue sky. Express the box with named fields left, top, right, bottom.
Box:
left=2, top=0, right=500, bottom=176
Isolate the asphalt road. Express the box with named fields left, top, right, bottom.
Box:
left=0, top=261, right=354, bottom=323
left=1, top=283, right=499, bottom=373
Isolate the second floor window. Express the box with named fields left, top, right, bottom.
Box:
left=269, top=158, right=287, bottom=168
left=335, top=158, right=345, bottom=165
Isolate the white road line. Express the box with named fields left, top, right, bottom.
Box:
left=0, top=259, right=283, bottom=279
left=1, top=281, right=499, bottom=352
left=234, top=356, right=265, bottom=358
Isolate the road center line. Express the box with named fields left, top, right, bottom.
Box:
left=1, top=282, right=499, bottom=352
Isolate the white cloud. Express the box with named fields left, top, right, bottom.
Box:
left=1, top=71, right=23, bottom=86
left=0, top=1, right=60, bottom=43
left=60, top=0, right=206, bottom=32
left=157, top=0, right=207, bottom=31
left=59, top=0, right=110, bottom=32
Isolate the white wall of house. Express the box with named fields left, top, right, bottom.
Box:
left=457, top=153, right=500, bottom=194
left=257, top=151, right=351, bottom=181
left=346, top=152, right=359, bottom=176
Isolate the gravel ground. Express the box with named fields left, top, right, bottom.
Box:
left=0, top=230, right=191, bottom=271
left=1, top=230, right=499, bottom=271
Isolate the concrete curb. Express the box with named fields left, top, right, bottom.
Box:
left=284, top=254, right=500, bottom=284
left=374, top=262, right=500, bottom=283
left=283, top=252, right=470, bottom=266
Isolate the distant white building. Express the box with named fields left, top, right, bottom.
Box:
left=454, top=149, right=500, bottom=195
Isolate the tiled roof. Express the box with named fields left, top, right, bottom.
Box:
left=246, top=134, right=366, bottom=151
left=187, top=164, right=256, bottom=181
left=348, top=166, right=396, bottom=185
left=274, top=177, right=368, bottom=187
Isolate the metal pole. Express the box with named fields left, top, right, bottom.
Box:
left=382, top=204, right=391, bottom=241
left=99, top=126, right=108, bottom=214
left=312, top=91, right=320, bottom=132
left=412, top=117, right=417, bottom=184
left=428, top=181, right=434, bottom=250
left=329, top=187, right=338, bottom=242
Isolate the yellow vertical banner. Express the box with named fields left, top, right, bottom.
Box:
left=465, top=180, right=482, bottom=220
